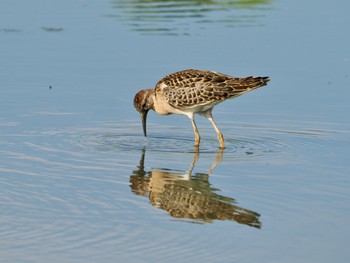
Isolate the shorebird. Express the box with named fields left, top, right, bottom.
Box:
left=133, top=69, right=269, bottom=148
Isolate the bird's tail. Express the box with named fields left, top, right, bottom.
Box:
left=244, top=76, right=270, bottom=90
left=225, top=76, right=270, bottom=99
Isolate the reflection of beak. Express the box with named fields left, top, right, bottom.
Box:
left=140, top=110, right=149, bottom=137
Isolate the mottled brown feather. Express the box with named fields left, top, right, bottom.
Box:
left=155, top=69, right=269, bottom=110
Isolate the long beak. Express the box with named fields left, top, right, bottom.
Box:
left=140, top=110, right=149, bottom=137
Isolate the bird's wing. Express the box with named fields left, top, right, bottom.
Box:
left=155, top=69, right=269, bottom=109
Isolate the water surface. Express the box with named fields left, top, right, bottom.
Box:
left=1, top=0, right=350, bottom=262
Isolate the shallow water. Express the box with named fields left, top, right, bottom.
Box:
left=1, top=0, right=350, bottom=262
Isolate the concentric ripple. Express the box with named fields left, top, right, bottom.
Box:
left=72, top=121, right=291, bottom=158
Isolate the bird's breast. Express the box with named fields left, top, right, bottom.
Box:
left=153, top=94, right=182, bottom=115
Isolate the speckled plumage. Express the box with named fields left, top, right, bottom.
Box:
left=156, top=69, right=269, bottom=109
left=134, top=69, right=270, bottom=148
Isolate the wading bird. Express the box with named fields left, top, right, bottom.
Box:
left=134, top=69, right=269, bottom=148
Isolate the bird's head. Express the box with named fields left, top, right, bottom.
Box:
left=133, top=89, right=154, bottom=137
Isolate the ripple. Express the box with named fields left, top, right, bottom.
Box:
left=3, top=117, right=345, bottom=165
left=56, top=118, right=348, bottom=165
left=108, top=0, right=273, bottom=35
left=41, top=26, right=64, bottom=32
left=67, top=121, right=287, bottom=157
left=1, top=116, right=349, bottom=262
left=0, top=125, right=149, bottom=261
left=0, top=28, right=22, bottom=33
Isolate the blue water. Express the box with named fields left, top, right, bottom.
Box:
left=1, top=0, right=350, bottom=262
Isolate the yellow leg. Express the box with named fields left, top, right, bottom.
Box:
left=188, top=113, right=201, bottom=147
left=204, top=110, right=225, bottom=149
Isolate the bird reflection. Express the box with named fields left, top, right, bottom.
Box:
left=130, top=149, right=261, bottom=228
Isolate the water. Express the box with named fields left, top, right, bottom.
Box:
left=1, top=0, right=350, bottom=262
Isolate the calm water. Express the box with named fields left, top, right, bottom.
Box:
left=1, top=0, right=350, bottom=262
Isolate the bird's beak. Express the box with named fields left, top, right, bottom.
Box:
left=140, top=110, right=149, bottom=137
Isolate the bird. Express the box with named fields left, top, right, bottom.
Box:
left=133, top=69, right=269, bottom=149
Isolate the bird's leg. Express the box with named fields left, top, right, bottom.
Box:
left=204, top=110, right=225, bottom=149
left=187, top=113, right=201, bottom=147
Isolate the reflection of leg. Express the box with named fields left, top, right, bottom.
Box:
left=193, top=145, right=199, bottom=162
left=133, top=147, right=146, bottom=177
left=187, top=149, right=199, bottom=179
left=208, top=148, right=224, bottom=175
left=139, top=147, right=146, bottom=169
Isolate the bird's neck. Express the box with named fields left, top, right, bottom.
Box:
left=145, top=89, right=155, bottom=111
